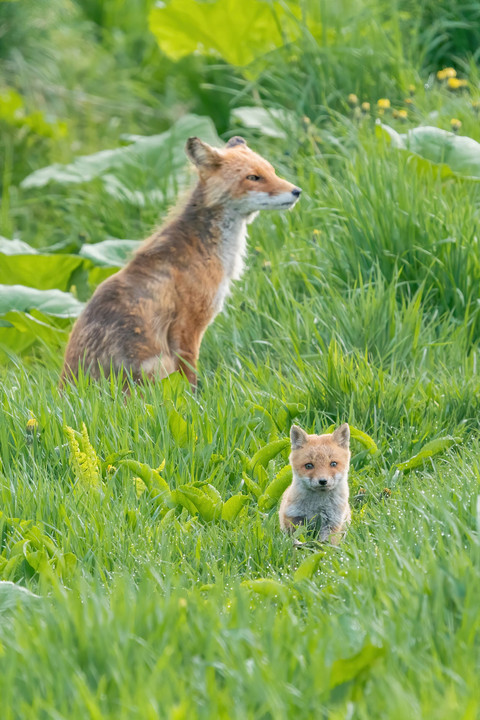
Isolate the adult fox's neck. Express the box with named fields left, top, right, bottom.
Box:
left=137, top=182, right=249, bottom=279
left=179, top=183, right=247, bottom=246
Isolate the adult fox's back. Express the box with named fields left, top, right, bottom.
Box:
left=61, top=135, right=301, bottom=386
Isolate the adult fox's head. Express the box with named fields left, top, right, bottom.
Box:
left=186, top=136, right=301, bottom=215
left=289, top=424, right=351, bottom=492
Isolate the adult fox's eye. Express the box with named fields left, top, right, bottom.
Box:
left=305, top=462, right=314, bottom=470
left=246, top=174, right=261, bottom=181
left=330, top=461, right=337, bottom=467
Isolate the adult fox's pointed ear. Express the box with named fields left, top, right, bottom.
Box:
left=290, top=425, right=308, bottom=449
left=225, top=136, right=247, bottom=149
left=331, top=423, right=350, bottom=449
left=185, top=137, right=222, bottom=169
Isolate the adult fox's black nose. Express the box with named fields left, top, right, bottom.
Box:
left=291, top=187, right=302, bottom=197
left=318, top=479, right=327, bottom=486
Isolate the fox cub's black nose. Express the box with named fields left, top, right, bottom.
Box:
left=319, top=479, right=328, bottom=486
left=291, top=187, right=302, bottom=197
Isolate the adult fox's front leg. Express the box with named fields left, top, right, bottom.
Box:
left=169, top=326, right=203, bottom=388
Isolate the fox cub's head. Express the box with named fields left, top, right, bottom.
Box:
left=185, top=136, right=301, bottom=215
left=289, top=424, right=350, bottom=492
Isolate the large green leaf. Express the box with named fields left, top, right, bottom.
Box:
left=0, top=238, right=86, bottom=291
left=0, top=581, right=39, bottom=613
left=149, top=0, right=300, bottom=67
left=171, top=485, right=221, bottom=521
left=248, top=438, right=290, bottom=478
left=221, top=493, right=250, bottom=522
left=120, top=460, right=172, bottom=505
left=0, top=236, right=137, bottom=294
left=330, top=643, right=385, bottom=689
left=21, top=115, right=220, bottom=201
left=0, top=286, right=83, bottom=359
left=231, top=107, right=294, bottom=139
left=166, top=404, right=190, bottom=448
left=241, top=578, right=297, bottom=603
left=0, top=310, right=70, bottom=359
left=79, top=239, right=141, bottom=267
left=396, top=436, right=458, bottom=471
left=0, top=237, right=37, bottom=255
left=0, top=285, right=84, bottom=317
left=258, top=465, right=292, bottom=511
left=293, top=551, right=325, bottom=582
left=378, top=124, right=480, bottom=180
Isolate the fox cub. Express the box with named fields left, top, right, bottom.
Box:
left=61, top=135, right=301, bottom=386
left=279, top=423, right=351, bottom=543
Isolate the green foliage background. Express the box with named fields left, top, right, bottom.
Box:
left=1, top=1, right=480, bottom=718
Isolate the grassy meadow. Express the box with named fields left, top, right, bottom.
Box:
left=1, top=1, right=480, bottom=717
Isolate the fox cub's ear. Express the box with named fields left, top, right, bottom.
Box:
left=331, top=423, right=350, bottom=449
left=185, top=137, right=222, bottom=169
left=290, top=424, right=308, bottom=449
left=225, top=136, right=247, bottom=149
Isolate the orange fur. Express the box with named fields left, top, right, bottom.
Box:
left=279, top=424, right=351, bottom=543
left=61, top=136, right=301, bottom=386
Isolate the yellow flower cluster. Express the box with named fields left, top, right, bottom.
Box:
left=347, top=95, right=411, bottom=121
left=347, top=95, right=371, bottom=117
left=437, top=67, right=457, bottom=80
left=447, top=77, right=468, bottom=90
left=437, top=67, right=468, bottom=90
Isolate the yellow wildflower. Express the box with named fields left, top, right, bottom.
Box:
left=408, top=84, right=415, bottom=95
left=348, top=93, right=359, bottom=106
left=447, top=77, right=468, bottom=90
left=437, top=67, right=457, bottom=80
left=397, top=109, right=408, bottom=121
left=26, top=418, right=39, bottom=434
left=450, top=118, right=462, bottom=132
left=377, top=98, right=391, bottom=110
left=361, top=101, right=370, bottom=113
left=404, top=98, right=413, bottom=105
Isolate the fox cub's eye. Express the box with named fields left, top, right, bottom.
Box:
left=330, top=461, right=337, bottom=467
left=305, top=462, right=314, bottom=470
left=246, top=174, right=261, bottom=181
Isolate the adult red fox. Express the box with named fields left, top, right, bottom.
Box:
left=61, top=135, right=301, bottom=386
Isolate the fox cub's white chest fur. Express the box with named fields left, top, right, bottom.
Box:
left=279, top=423, right=351, bottom=543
